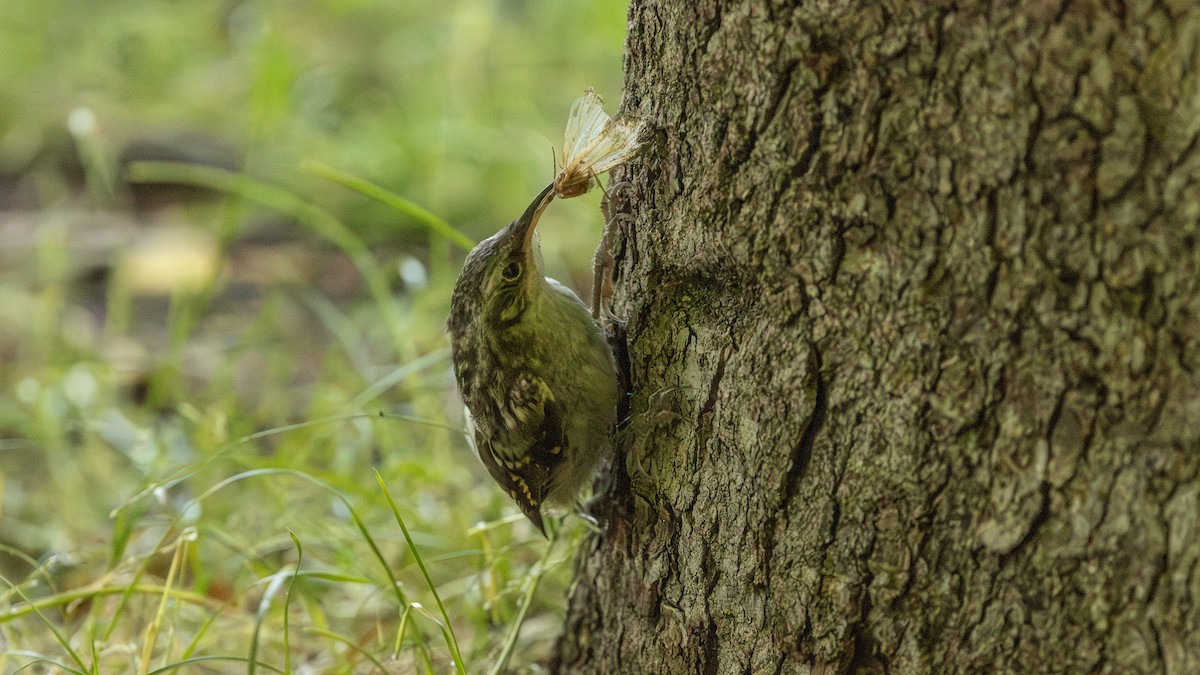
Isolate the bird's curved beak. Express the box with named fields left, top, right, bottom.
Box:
left=511, top=182, right=557, bottom=256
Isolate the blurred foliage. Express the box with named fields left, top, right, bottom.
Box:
left=0, top=0, right=628, bottom=671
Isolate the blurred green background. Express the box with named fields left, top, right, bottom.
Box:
left=0, top=0, right=627, bottom=671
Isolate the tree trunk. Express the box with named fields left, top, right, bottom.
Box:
left=553, top=0, right=1200, bottom=672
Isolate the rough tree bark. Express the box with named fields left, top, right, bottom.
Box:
left=552, top=0, right=1200, bottom=673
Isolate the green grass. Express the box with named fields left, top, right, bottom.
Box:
left=0, top=0, right=625, bottom=671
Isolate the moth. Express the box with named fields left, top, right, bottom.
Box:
left=554, top=88, right=644, bottom=199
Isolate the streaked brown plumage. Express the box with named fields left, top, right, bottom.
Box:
left=447, top=183, right=618, bottom=534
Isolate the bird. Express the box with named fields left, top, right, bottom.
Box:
left=447, top=183, right=619, bottom=535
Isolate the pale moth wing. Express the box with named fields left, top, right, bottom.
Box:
left=555, top=88, right=644, bottom=198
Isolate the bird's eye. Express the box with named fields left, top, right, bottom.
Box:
left=501, top=261, right=522, bottom=281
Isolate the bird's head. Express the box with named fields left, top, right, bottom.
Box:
left=456, top=182, right=555, bottom=330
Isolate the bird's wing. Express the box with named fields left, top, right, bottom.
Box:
left=471, top=371, right=567, bottom=533
left=490, top=372, right=567, bottom=472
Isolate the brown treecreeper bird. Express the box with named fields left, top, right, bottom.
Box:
left=447, top=184, right=619, bottom=534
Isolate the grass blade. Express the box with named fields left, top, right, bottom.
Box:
left=182, top=468, right=410, bottom=610
left=0, top=576, right=88, bottom=672
left=283, top=530, right=303, bottom=674
left=144, top=655, right=284, bottom=674
left=374, top=470, right=466, bottom=675
left=8, top=653, right=88, bottom=675
left=1, top=585, right=221, bottom=624
left=248, top=568, right=290, bottom=675
left=301, top=159, right=475, bottom=250
left=307, top=626, right=391, bottom=673
left=488, top=526, right=559, bottom=675
left=138, top=528, right=195, bottom=674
